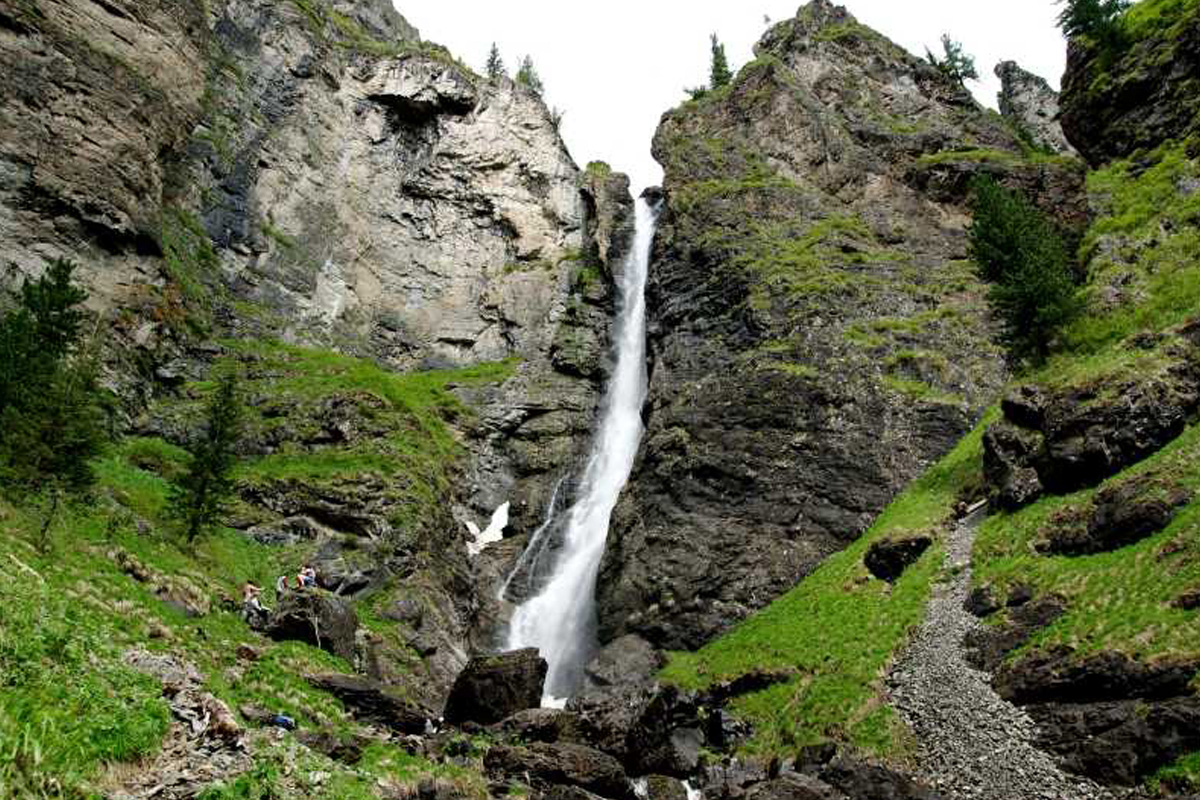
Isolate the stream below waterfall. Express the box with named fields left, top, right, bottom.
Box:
left=504, top=196, right=660, bottom=700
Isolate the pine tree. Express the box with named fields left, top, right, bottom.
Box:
left=925, top=34, right=978, bottom=84
left=709, top=33, right=732, bottom=89
left=0, top=258, right=105, bottom=491
left=485, top=42, right=505, bottom=81
left=170, top=371, right=244, bottom=543
left=515, top=55, right=544, bottom=95
left=968, top=177, right=1080, bottom=365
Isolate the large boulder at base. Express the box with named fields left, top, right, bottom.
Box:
left=994, top=647, right=1200, bottom=706
left=483, top=742, right=633, bottom=800
left=266, top=590, right=358, bottom=661
left=745, top=773, right=845, bottom=800
left=581, top=634, right=664, bottom=697
left=864, top=537, right=933, bottom=582
left=644, top=775, right=690, bottom=800
left=815, top=754, right=945, bottom=800
left=443, top=648, right=547, bottom=725
left=307, top=674, right=429, bottom=734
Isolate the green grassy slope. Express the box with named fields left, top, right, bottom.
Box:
left=0, top=342, right=512, bottom=799
left=659, top=91, right=1200, bottom=783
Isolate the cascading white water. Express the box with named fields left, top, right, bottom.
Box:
left=505, top=196, right=659, bottom=698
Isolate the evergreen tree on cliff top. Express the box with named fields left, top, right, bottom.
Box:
left=709, top=33, right=732, bottom=89
left=1056, top=0, right=1130, bottom=44
left=486, top=42, right=505, bottom=81
left=515, top=55, right=544, bottom=95
left=926, top=34, right=978, bottom=84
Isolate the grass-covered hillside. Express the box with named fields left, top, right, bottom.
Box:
left=658, top=36, right=1200, bottom=794
left=0, top=340, right=515, bottom=799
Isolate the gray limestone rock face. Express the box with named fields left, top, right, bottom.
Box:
left=596, top=0, right=1050, bottom=651
left=995, top=61, right=1078, bottom=157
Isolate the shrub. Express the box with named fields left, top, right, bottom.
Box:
left=968, top=177, right=1080, bottom=365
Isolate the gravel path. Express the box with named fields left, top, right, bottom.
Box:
left=885, top=510, right=1121, bottom=800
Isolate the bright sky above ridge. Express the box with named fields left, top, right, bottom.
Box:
left=402, top=0, right=1070, bottom=191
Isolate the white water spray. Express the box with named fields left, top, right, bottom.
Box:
left=505, top=197, right=659, bottom=698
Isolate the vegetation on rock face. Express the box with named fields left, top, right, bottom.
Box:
left=709, top=33, right=733, bottom=89
left=1056, top=0, right=1132, bottom=43
left=967, top=177, right=1080, bottom=366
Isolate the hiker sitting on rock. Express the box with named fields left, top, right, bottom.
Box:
left=299, top=564, right=317, bottom=589
left=275, top=573, right=289, bottom=598
left=242, top=582, right=269, bottom=626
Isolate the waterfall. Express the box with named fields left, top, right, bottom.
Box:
left=505, top=196, right=659, bottom=699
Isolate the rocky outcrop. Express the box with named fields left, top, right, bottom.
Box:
left=994, top=647, right=1200, bottom=785
left=1060, top=2, right=1200, bottom=166
left=995, top=61, right=1077, bottom=156
left=983, top=338, right=1200, bottom=510
left=597, top=0, right=1030, bottom=650
left=308, top=673, right=431, bottom=734
left=266, top=590, right=359, bottom=661
left=442, top=648, right=547, bottom=725
left=1036, top=473, right=1192, bottom=555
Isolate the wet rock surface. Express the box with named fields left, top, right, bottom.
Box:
left=442, top=648, right=548, bottom=725
left=887, top=513, right=1119, bottom=800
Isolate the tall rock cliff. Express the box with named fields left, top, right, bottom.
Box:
left=596, top=0, right=1085, bottom=650
left=995, top=60, right=1077, bottom=157
left=0, top=0, right=628, bottom=700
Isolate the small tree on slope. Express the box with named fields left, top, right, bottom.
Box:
left=1056, top=0, right=1131, bottom=42
left=968, top=177, right=1079, bottom=366
left=171, top=371, right=244, bottom=543
left=515, top=55, right=544, bottom=95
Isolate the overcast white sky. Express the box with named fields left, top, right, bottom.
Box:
left=401, top=0, right=1069, bottom=191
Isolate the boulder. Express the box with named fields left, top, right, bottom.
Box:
left=745, top=774, right=845, bottom=800
left=863, top=537, right=933, bottom=582
left=1172, top=587, right=1200, bottom=611
left=307, top=674, right=429, bottom=734
left=295, top=728, right=369, bottom=764
left=491, top=708, right=579, bottom=744
left=582, top=634, right=663, bottom=696
left=266, top=591, right=359, bottom=661
left=963, top=585, right=1001, bottom=618
left=644, top=775, right=690, bottom=800
left=964, top=594, right=1067, bottom=672
left=443, top=648, right=547, bottom=726
left=483, top=742, right=633, bottom=800
left=816, top=754, right=944, bottom=800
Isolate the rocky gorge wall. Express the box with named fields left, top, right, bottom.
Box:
left=595, top=0, right=1086, bottom=652
left=0, top=0, right=633, bottom=700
